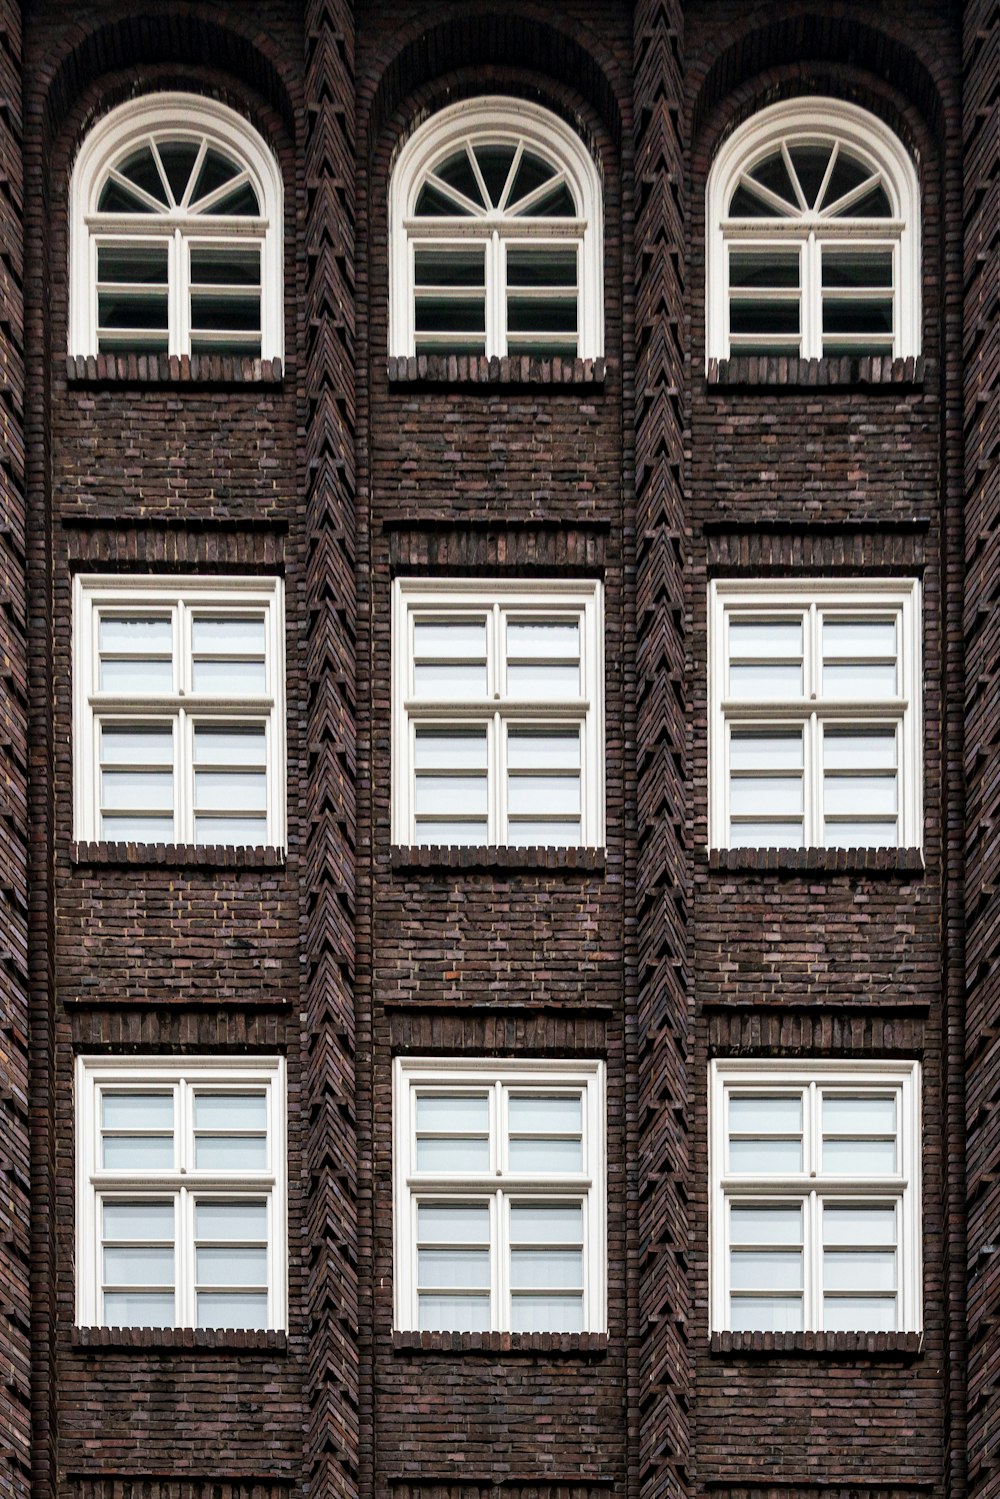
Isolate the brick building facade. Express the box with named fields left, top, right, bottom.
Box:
left=0, top=4, right=993, bottom=1499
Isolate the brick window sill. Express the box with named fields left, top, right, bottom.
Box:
left=64, top=354, right=286, bottom=386
left=706, top=354, right=925, bottom=390
left=710, top=1329, right=923, bottom=1359
left=69, top=841, right=286, bottom=871
left=386, top=354, right=607, bottom=388
left=390, top=845, right=606, bottom=875
left=71, top=1326, right=287, bottom=1353
left=392, top=1329, right=608, bottom=1357
left=707, top=847, right=925, bottom=877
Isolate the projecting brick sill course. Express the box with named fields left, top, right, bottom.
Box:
left=72, top=1326, right=287, bottom=1353
left=707, top=353, right=925, bottom=389
left=708, top=846, right=925, bottom=876
left=391, top=844, right=605, bottom=874
left=65, top=353, right=284, bottom=385
left=387, top=353, right=607, bottom=386
left=711, top=1329, right=923, bottom=1358
left=70, top=841, right=286, bottom=870
left=393, top=1329, right=608, bottom=1356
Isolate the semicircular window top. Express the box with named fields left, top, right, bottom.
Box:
left=389, top=97, right=604, bottom=362
left=70, top=93, right=283, bottom=361
left=706, top=98, right=921, bottom=365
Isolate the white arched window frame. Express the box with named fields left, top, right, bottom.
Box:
left=70, top=92, right=283, bottom=360
left=706, top=98, right=921, bottom=365
left=389, top=96, right=604, bottom=360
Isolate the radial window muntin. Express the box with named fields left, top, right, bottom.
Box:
left=389, top=97, right=604, bottom=360
left=70, top=93, right=283, bottom=359
left=706, top=98, right=920, bottom=363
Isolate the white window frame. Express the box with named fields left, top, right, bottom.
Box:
left=391, top=577, right=605, bottom=848
left=73, top=573, right=287, bottom=848
left=393, top=1056, right=607, bottom=1334
left=76, top=1054, right=287, bottom=1330
left=709, top=1058, right=922, bottom=1334
left=69, top=92, right=284, bottom=359
left=705, top=98, right=921, bottom=364
left=708, top=577, right=922, bottom=850
left=388, top=96, right=604, bottom=360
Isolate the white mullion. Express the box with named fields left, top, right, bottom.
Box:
left=178, top=1183, right=193, bottom=1327
left=804, top=231, right=820, bottom=356
left=491, top=230, right=505, bottom=356
left=808, top=1188, right=823, bottom=1330
left=494, top=1188, right=506, bottom=1333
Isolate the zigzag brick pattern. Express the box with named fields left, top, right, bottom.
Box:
left=303, top=4, right=360, bottom=1498
left=632, top=4, right=689, bottom=1499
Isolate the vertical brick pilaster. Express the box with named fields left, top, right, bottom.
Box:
left=632, top=5, right=689, bottom=1499
left=302, top=4, right=359, bottom=1498
left=964, top=5, right=1000, bottom=1499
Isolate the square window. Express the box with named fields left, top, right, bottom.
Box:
left=709, top=1059, right=922, bottom=1335
left=392, top=579, right=605, bottom=847
left=76, top=1055, right=286, bottom=1330
left=74, top=575, right=286, bottom=848
left=393, top=1058, right=606, bottom=1334
left=708, top=579, right=922, bottom=849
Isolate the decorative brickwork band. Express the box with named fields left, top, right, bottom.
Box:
left=303, top=3, right=359, bottom=1499
left=632, top=4, right=689, bottom=1499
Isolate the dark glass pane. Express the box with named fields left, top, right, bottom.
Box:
left=729, top=251, right=799, bottom=289
left=190, top=294, right=261, bottom=331
left=98, top=332, right=169, bottom=353
left=788, top=145, right=833, bottom=209
left=414, top=249, right=485, bottom=287
left=728, top=183, right=777, bottom=217
left=156, top=142, right=200, bottom=203
left=506, top=248, right=577, bottom=286
left=414, top=297, right=486, bottom=333
left=730, top=300, right=800, bottom=335
left=98, top=180, right=154, bottom=214
left=191, top=335, right=261, bottom=357
left=414, top=181, right=469, bottom=217
left=822, top=251, right=893, bottom=288
left=507, top=149, right=557, bottom=209
left=474, top=145, right=517, bottom=207
left=823, top=299, right=893, bottom=334
left=822, top=149, right=872, bottom=209
left=747, top=149, right=796, bottom=206
left=98, top=292, right=169, bottom=329
left=434, top=149, right=484, bottom=208
left=190, top=248, right=261, bottom=286
left=521, top=182, right=576, bottom=217
left=845, top=183, right=893, bottom=218
left=822, top=341, right=891, bottom=357
left=202, top=181, right=260, bottom=216
left=98, top=246, right=169, bottom=284
left=191, top=147, right=241, bottom=205
left=118, top=147, right=168, bottom=205
left=507, top=297, right=577, bottom=333
left=505, top=339, right=577, bottom=357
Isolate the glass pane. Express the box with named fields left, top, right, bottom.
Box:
left=98, top=245, right=170, bottom=284
left=729, top=777, right=802, bottom=817
left=823, top=150, right=874, bottom=209
left=103, top=1201, right=174, bottom=1240
left=414, top=820, right=488, bottom=846
left=414, top=248, right=485, bottom=287
left=730, top=1205, right=802, bottom=1245
left=510, top=1293, right=583, bottom=1332
left=729, top=732, right=803, bottom=771
left=413, top=662, right=488, bottom=698
left=194, top=727, right=266, bottom=766
left=190, top=294, right=261, bottom=332
left=414, top=731, right=488, bottom=770
left=102, top=770, right=173, bottom=811
left=824, top=1251, right=896, bottom=1292
left=728, top=1138, right=803, bottom=1173
left=507, top=249, right=577, bottom=286
left=509, top=1095, right=582, bottom=1133
left=103, top=1093, right=173, bottom=1130
left=506, top=150, right=557, bottom=208
left=100, top=658, right=173, bottom=693
left=520, top=182, right=576, bottom=217
left=193, top=1130, right=267, bottom=1169
left=510, top=1248, right=583, bottom=1289
left=730, top=620, right=802, bottom=657
left=728, top=182, right=781, bottom=217
left=156, top=142, right=199, bottom=202
left=414, top=298, right=486, bottom=334
left=823, top=1096, right=896, bottom=1134
left=746, top=150, right=797, bottom=205
left=508, top=1138, right=583, bottom=1172
left=117, top=146, right=169, bottom=204
left=99, top=179, right=155, bottom=213
left=509, top=1203, right=583, bottom=1244
left=730, top=1250, right=802, bottom=1291
left=192, top=617, right=265, bottom=654
left=415, top=1094, right=490, bottom=1133
left=414, top=776, right=488, bottom=816
left=195, top=816, right=267, bottom=845
left=417, top=1202, right=490, bottom=1243
left=841, top=182, right=892, bottom=218
left=508, top=776, right=579, bottom=816
left=414, top=1136, right=490, bottom=1172
left=102, top=1136, right=174, bottom=1170
left=194, top=770, right=267, bottom=812
left=475, top=145, right=517, bottom=206
left=822, top=1137, right=897, bottom=1173
left=190, top=149, right=241, bottom=204
left=824, top=620, right=896, bottom=658
left=196, top=1291, right=268, bottom=1329
left=823, top=1205, right=896, bottom=1246
left=103, top=1291, right=175, bottom=1326
left=98, top=292, right=169, bottom=329
left=102, top=814, right=175, bottom=842
left=196, top=1246, right=268, bottom=1286
left=727, top=822, right=803, bottom=849
left=433, top=149, right=484, bottom=207
left=417, top=1248, right=490, bottom=1289
left=507, top=298, right=577, bottom=333
left=823, top=251, right=893, bottom=289
left=418, top=1294, right=490, bottom=1332
left=824, top=776, right=897, bottom=816
left=788, top=145, right=833, bottom=208
left=190, top=248, right=260, bottom=288
left=507, top=622, right=579, bottom=658
left=505, top=819, right=581, bottom=846
left=101, top=726, right=173, bottom=766
left=202, top=181, right=260, bottom=216
left=414, top=620, right=486, bottom=658
left=729, top=663, right=803, bottom=699
left=506, top=663, right=580, bottom=698
left=195, top=1200, right=268, bottom=1240
left=823, top=1297, right=896, bottom=1332
left=729, top=251, right=799, bottom=289
left=194, top=1094, right=266, bottom=1130
left=191, top=659, right=267, bottom=693
left=729, top=300, right=800, bottom=335
left=104, top=1245, right=174, bottom=1286
left=729, top=1096, right=802, bottom=1133
left=822, top=662, right=897, bottom=697
left=823, top=300, right=894, bottom=335
left=415, top=181, right=470, bottom=217
left=729, top=1295, right=803, bottom=1332
left=100, top=617, right=171, bottom=655
left=824, top=730, right=897, bottom=769
left=507, top=731, right=579, bottom=770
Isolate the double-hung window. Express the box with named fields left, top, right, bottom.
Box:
left=76, top=1055, right=286, bottom=1330
left=709, top=578, right=921, bottom=850
left=74, top=574, right=286, bottom=848
left=710, top=1059, right=921, bottom=1334
left=392, top=578, right=604, bottom=847
left=393, top=1057, right=606, bottom=1334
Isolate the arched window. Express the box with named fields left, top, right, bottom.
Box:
left=70, top=93, right=283, bottom=360
left=706, top=99, right=920, bottom=363
left=389, top=97, right=604, bottom=361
